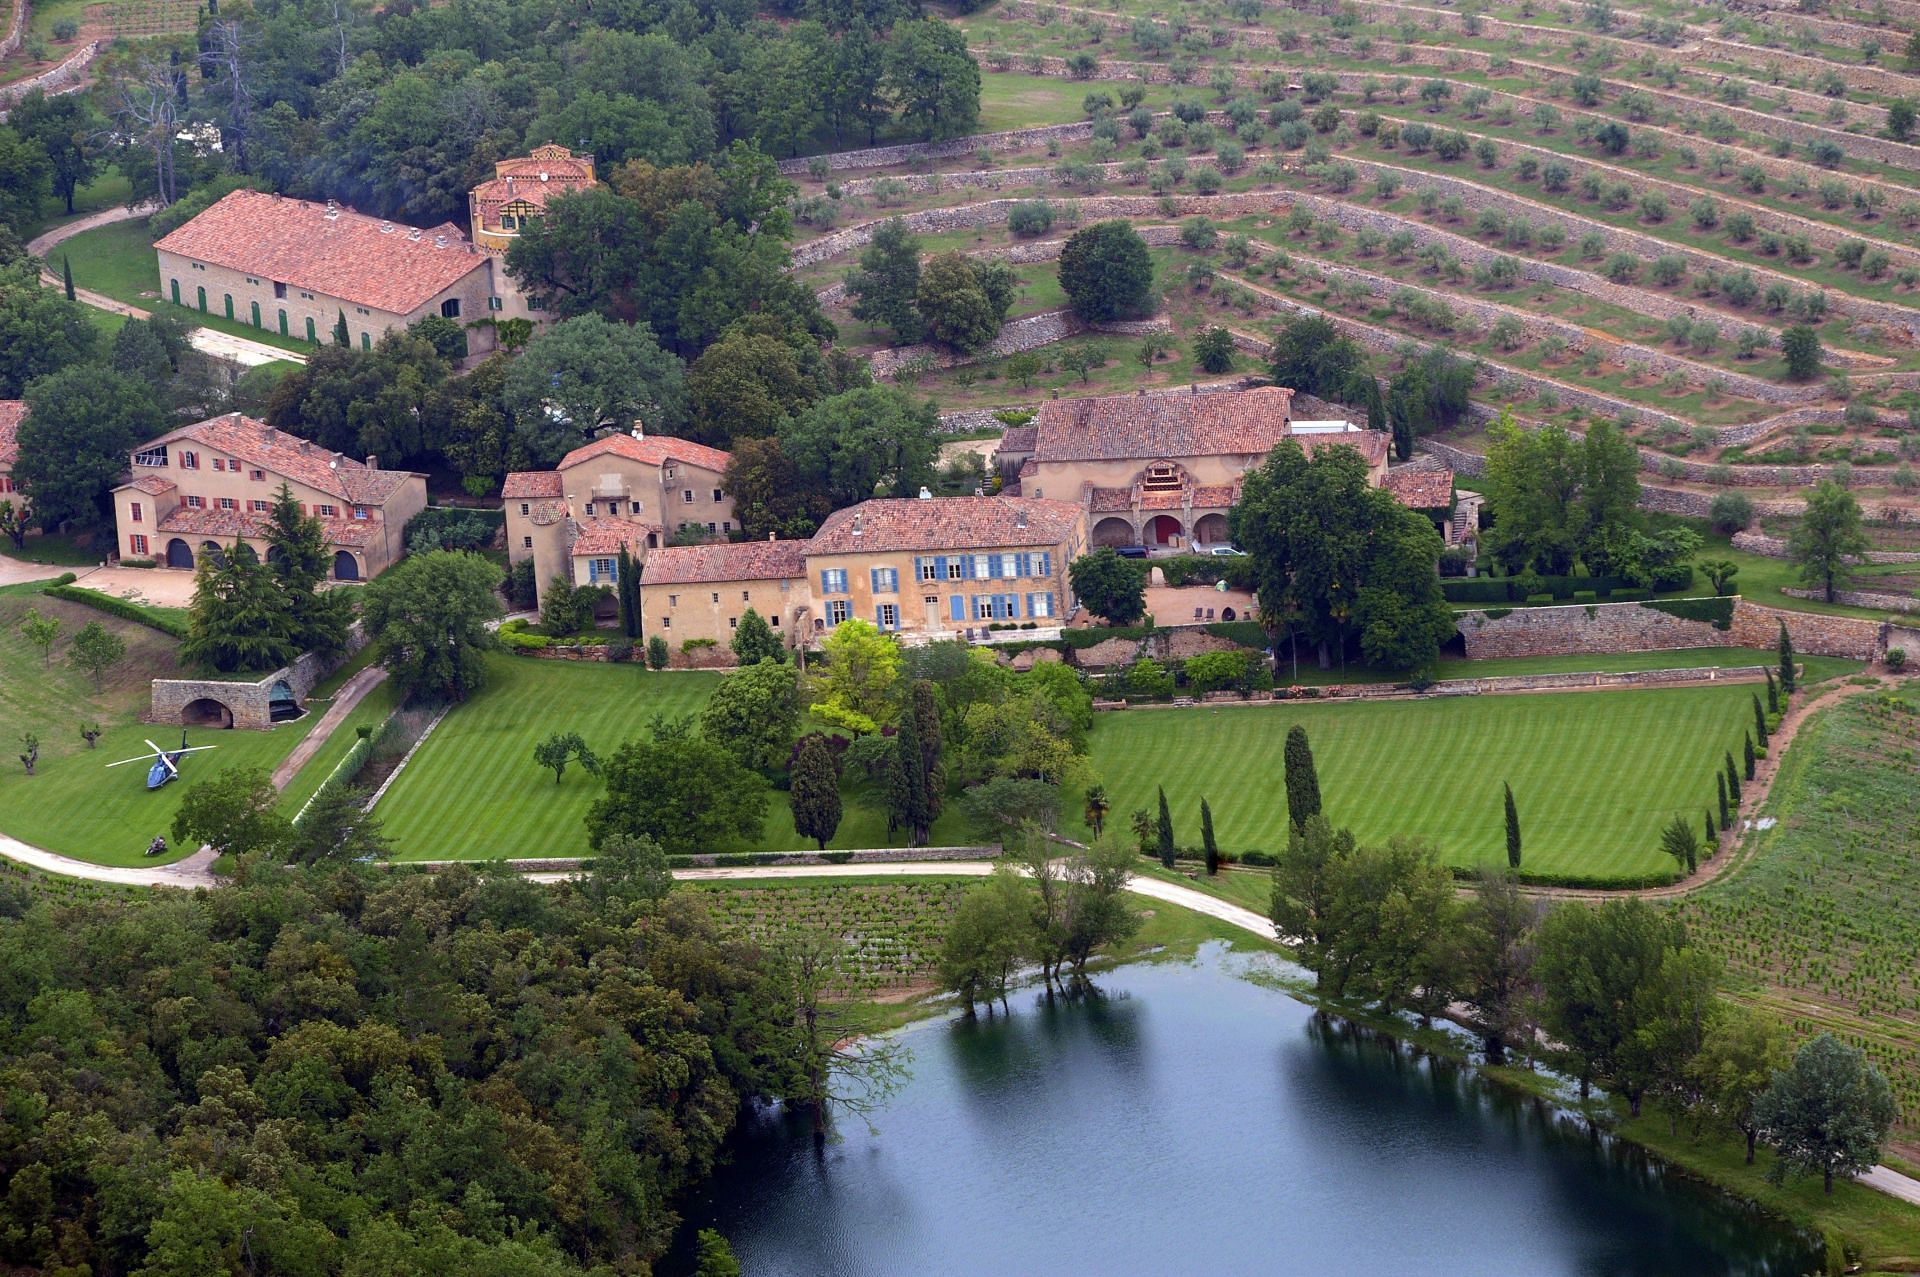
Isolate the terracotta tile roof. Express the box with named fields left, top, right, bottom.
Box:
left=1292, top=430, right=1391, bottom=470
left=1018, top=457, right=1038, bottom=477
left=153, top=505, right=377, bottom=547
left=1384, top=468, right=1456, bottom=509
left=642, top=539, right=811, bottom=586
left=558, top=432, right=732, bottom=475
left=567, top=517, right=659, bottom=557
left=124, top=475, right=177, bottom=495
left=471, top=146, right=597, bottom=218
left=152, top=189, right=489, bottom=316
left=998, top=424, right=1037, bottom=453
left=1137, top=490, right=1185, bottom=511
left=503, top=470, right=563, bottom=499
left=1033, top=387, right=1296, bottom=463
left=0, top=400, right=22, bottom=468
left=1192, top=483, right=1238, bottom=507
left=138, top=414, right=417, bottom=506
left=1088, top=487, right=1132, bottom=512
left=808, top=496, right=1083, bottom=556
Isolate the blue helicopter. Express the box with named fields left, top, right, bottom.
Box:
left=104, top=731, right=220, bottom=790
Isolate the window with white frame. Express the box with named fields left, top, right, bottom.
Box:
left=877, top=603, right=898, bottom=629
left=820, top=568, right=849, bottom=594
left=826, top=599, right=850, bottom=625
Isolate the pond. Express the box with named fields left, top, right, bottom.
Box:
left=676, top=946, right=1822, bottom=1276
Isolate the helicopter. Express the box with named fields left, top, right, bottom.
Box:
left=104, top=730, right=219, bottom=790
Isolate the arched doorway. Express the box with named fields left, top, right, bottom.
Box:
left=1221, top=606, right=1237, bottom=621
left=1146, top=514, right=1184, bottom=547
left=1194, top=513, right=1230, bottom=546
left=182, top=697, right=234, bottom=728
left=333, top=551, right=360, bottom=580
left=165, top=538, right=194, bottom=568
left=1092, top=516, right=1136, bottom=548
left=268, top=680, right=303, bottom=723
left=267, top=545, right=287, bottom=569
left=199, top=541, right=226, bottom=568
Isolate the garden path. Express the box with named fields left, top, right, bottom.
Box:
left=268, top=665, right=388, bottom=791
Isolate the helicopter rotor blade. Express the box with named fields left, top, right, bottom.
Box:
left=104, top=755, right=152, bottom=768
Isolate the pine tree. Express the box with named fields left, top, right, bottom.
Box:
left=1503, top=781, right=1521, bottom=869
left=1765, top=668, right=1780, bottom=714
left=62, top=256, right=75, bottom=301
left=1200, top=797, right=1219, bottom=875
left=616, top=546, right=641, bottom=638
left=1778, top=622, right=1796, bottom=694
left=334, top=309, right=351, bottom=347
left=789, top=734, right=843, bottom=850
left=182, top=543, right=299, bottom=673
left=265, top=483, right=349, bottom=657
left=1156, top=785, right=1175, bottom=869
left=1752, top=693, right=1769, bottom=748
left=1725, top=750, right=1742, bottom=805
left=1717, top=771, right=1730, bottom=829
left=1284, top=725, right=1322, bottom=830
left=1743, top=731, right=1756, bottom=781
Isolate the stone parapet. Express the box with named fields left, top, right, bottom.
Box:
left=1729, top=599, right=1882, bottom=658
left=1733, top=530, right=1920, bottom=563
left=867, top=308, right=1170, bottom=379
left=1781, top=586, right=1920, bottom=613
left=150, top=627, right=367, bottom=730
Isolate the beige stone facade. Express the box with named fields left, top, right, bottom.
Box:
left=503, top=430, right=736, bottom=606
left=110, top=414, right=427, bottom=580
left=640, top=540, right=813, bottom=649
left=0, top=400, right=21, bottom=500
left=468, top=145, right=599, bottom=325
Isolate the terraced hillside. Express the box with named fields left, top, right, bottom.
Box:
left=788, top=0, right=1920, bottom=558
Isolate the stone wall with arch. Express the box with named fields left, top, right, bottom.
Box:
left=150, top=626, right=367, bottom=730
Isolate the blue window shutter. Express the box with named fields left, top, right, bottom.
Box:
left=1010, top=593, right=1022, bottom=618
left=950, top=595, right=964, bottom=621
left=869, top=568, right=881, bottom=592
left=1037, top=552, right=1051, bottom=577
left=935, top=555, right=946, bottom=579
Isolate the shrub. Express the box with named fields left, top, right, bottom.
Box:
left=1007, top=200, right=1056, bottom=237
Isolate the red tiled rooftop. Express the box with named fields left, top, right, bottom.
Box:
left=471, top=146, right=597, bottom=216
left=568, top=518, right=660, bottom=557
left=1384, top=468, right=1456, bottom=509
left=503, top=471, right=563, bottom=499
left=1033, top=387, right=1296, bottom=463
left=808, top=496, right=1083, bottom=556
left=152, top=505, right=377, bottom=547
left=998, top=424, right=1037, bottom=453
left=0, top=400, right=22, bottom=468
left=124, top=475, right=177, bottom=495
left=137, top=414, right=416, bottom=506
left=642, top=539, right=811, bottom=586
left=1287, top=430, right=1392, bottom=470
left=558, top=432, right=732, bottom=475
left=153, top=189, right=488, bottom=316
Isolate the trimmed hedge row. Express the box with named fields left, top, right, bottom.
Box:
left=42, top=585, right=188, bottom=639
left=1442, top=565, right=1694, bottom=605
left=1640, top=597, right=1735, bottom=630
left=663, top=850, right=860, bottom=868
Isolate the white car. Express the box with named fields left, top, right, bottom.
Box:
left=1205, top=544, right=1247, bottom=557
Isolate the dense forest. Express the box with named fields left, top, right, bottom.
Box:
left=0, top=859, right=830, bottom=1275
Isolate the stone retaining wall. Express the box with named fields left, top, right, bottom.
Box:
left=1, top=0, right=25, bottom=57
left=868, top=308, right=1171, bottom=379
left=1730, top=599, right=1882, bottom=657
left=1887, top=624, right=1920, bottom=663
left=778, top=122, right=1104, bottom=174
left=1782, top=585, right=1920, bottom=612
left=150, top=628, right=368, bottom=730
left=0, top=39, right=98, bottom=110
left=1732, top=529, right=1920, bottom=562
left=813, top=225, right=1182, bottom=306
left=1456, top=595, right=1881, bottom=659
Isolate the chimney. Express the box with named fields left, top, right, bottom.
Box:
left=434, top=233, right=447, bottom=248
left=506, top=176, right=514, bottom=196
left=917, top=485, right=932, bottom=500
left=1015, top=508, right=1029, bottom=530
left=379, top=220, right=393, bottom=234
left=631, top=419, right=645, bottom=440
left=298, top=440, right=310, bottom=454
left=768, top=532, right=776, bottom=542
left=366, top=455, right=377, bottom=471
left=408, top=228, right=422, bottom=242
left=851, top=513, right=863, bottom=537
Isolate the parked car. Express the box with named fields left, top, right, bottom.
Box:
left=1115, top=545, right=1149, bottom=559
left=1206, top=544, right=1247, bottom=557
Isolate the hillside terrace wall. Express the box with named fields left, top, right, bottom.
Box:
left=1782, top=585, right=1920, bottom=612
left=150, top=628, right=368, bottom=729
left=1732, top=530, right=1920, bottom=562
left=866, top=308, right=1170, bottom=378
left=812, top=224, right=1182, bottom=305
left=1, top=0, right=23, bottom=56
left=0, top=39, right=96, bottom=111
left=1456, top=596, right=1882, bottom=659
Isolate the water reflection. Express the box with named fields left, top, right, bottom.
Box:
left=674, top=948, right=1820, bottom=1277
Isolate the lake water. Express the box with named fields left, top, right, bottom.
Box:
left=679, top=946, right=1821, bottom=1276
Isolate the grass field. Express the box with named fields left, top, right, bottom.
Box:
left=1078, top=685, right=1759, bottom=883
left=1672, top=689, right=1920, bottom=1155
left=376, top=654, right=969, bottom=860
left=50, top=219, right=316, bottom=356
left=1272, top=646, right=1863, bottom=687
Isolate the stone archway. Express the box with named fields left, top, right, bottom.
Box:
left=1092, top=516, right=1136, bottom=548
left=182, top=697, right=234, bottom=729
left=268, top=679, right=303, bottom=723
left=1194, top=513, right=1230, bottom=546
left=165, top=538, right=194, bottom=569
left=333, top=551, right=361, bottom=581
left=199, top=541, right=225, bottom=568
left=1146, top=514, right=1184, bottom=547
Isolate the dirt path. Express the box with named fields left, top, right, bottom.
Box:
left=1522, top=672, right=1886, bottom=902
left=30, top=201, right=306, bottom=369
left=269, top=666, right=388, bottom=791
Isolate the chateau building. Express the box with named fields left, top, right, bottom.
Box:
left=637, top=495, right=1089, bottom=650
left=503, top=428, right=736, bottom=605
left=996, top=387, right=1392, bottom=550
left=152, top=146, right=599, bottom=354
left=109, top=413, right=428, bottom=580
left=0, top=401, right=21, bottom=499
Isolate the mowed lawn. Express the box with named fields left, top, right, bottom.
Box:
left=377, top=654, right=967, bottom=861
left=1079, top=685, right=1760, bottom=882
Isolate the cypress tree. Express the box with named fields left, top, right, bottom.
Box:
left=1717, top=771, right=1730, bottom=828
left=333, top=309, right=350, bottom=347
left=1705, top=808, right=1716, bottom=847
left=1778, top=622, right=1796, bottom=694
left=615, top=546, right=641, bottom=638
left=889, top=713, right=931, bottom=846
left=1724, top=750, right=1742, bottom=805
left=62, top=256, right=74, bottom=301
left=912, top=679, right=944, bottom=825
left=1156, top=785, right=1175, bottom=869
left=1284, top=725, right=1322, bottom=830
left=1765, top=668, right=1780, bottom=714
left=790, top=734, right=843, bottom=851
left=1503, top=781, right=1521, bottom=869
left=1743, top=730, right=1756, bottom=781
left=1752, top=692, right=1769, bottom=748
left=1200, top=797, right=1219, bottom=875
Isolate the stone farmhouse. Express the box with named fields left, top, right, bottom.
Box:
left=994, top=386, right=1392, bottom=551
left=110, top=413, right=428, bottom=580
left=503, top=428, right=737, bottom=606
left=0, top=400, right=21, bottom=500
left=152, top=146, right=598, bottom=353
left=640, top=495, right=1088, bottom=650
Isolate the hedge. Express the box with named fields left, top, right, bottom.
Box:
left=42, top=585, right=188, bottom=639
left=1443, top=564, right=1694, bottom=605
left=1640, top=597, right=1734, bottom=630
left=1062, top=623, right=1156, bottom=649
left=403, top=505, right=504, bottom=554
left=1449, top=865, right=1683, bottom=890
left=1204, top=619, right=1269, bottom=649
left=1156, top=554, right=1253, bottom=590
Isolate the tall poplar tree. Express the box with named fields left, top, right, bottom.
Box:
left=616, top=545, right=642, bottom=638
left=1777, top=623, right=1796, bottom=694
left=1156, top=785, right=1175, bottom=869
left=1200, top=797, right=1219, bottom=875
left=1503, top=781, right=1521, bottom=869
